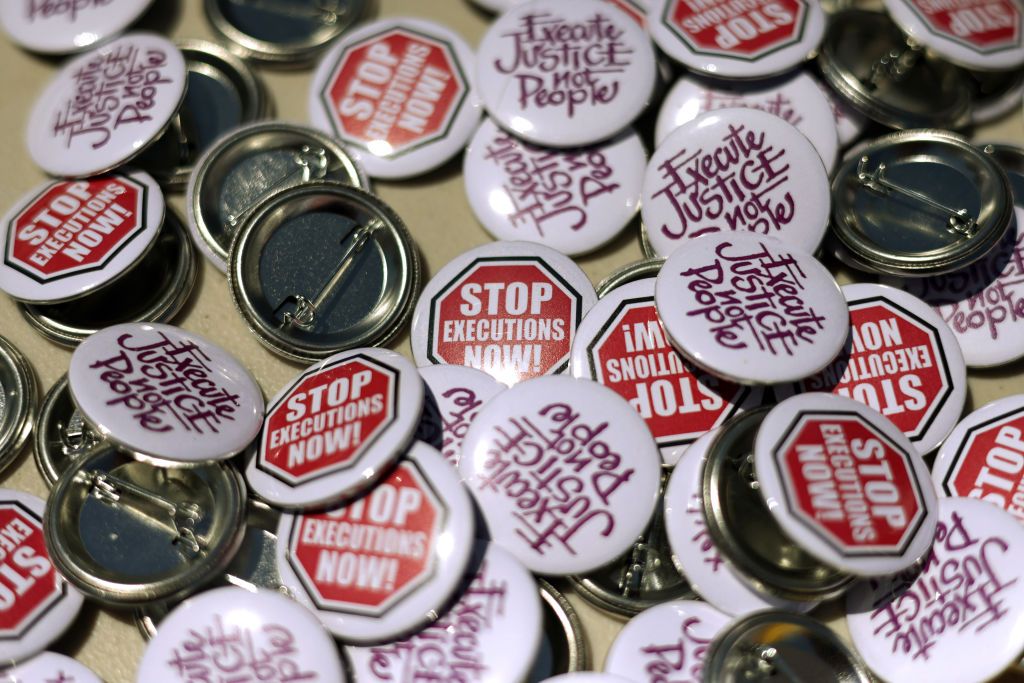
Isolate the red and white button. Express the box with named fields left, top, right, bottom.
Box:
left=416, top=364, right=505, bottom=467
left=847, top=497, right=1024, bottom=683
left=0, top=0, right=153, bottom=55
left=246, top=348, right=423, bottom=509
left=346, top=542, right=543, bottom=683
left=571, top=278, right=762, bottom=466
left=0, top=490, right=84, bottom=665
left=778, top=283, right=967, bottom=456
left=276, top=442, right=475, bottom=643
left=655, top=71, right=838, bottom=171
left=411, top=241, right=598, bottom=386
left=459, top=375, right=662, bottom=575
left=308, top=17, right=481, bottom=179
left=27, top=33, right=187, bottom=178
left=136, top=586, right=345, bottom=682
left=642, top=108, right=831, bottom=259
left=68, top=323, right=264, bottom=465
left=0, top=171, right=164, bottom=303
left=1, top=652, right=101, bottom=683
left=648, top=0, right=826, bottom=79
left=754, top=393, right=938, bottom=576
left=463, top=118, right=646, bottom=256
left=654, top=232, right=849, bottom=385
left=475, top=0, right=657, bottom=147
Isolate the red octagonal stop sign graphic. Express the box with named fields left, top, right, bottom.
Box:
left=320, top=27, right=469, bottom=157
left=0, top=503, right=63, bottom=638
left=906, top=0, right=1021, bottom=51
left=287, top=461, right=444, bottom=616
left=776, top=415, right=928, bottom=555
left=260, top=354, right=398, bottom=485
left=662, top=0, right=809, bottom=59
left=5, top=176, right=147, bottom=283
left=587, top=298, right=750, bottom=448
left=942, top=410, right=1024, bottom=520
left=428, top=259, right=583, bottom=384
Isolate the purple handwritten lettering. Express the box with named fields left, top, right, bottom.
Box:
left=416, top=386, right=486, bottom=465
left=640, top=616, right=714, bottom=683
left=700, top=91, right=804, bottom=128
left=27, top=0, right=112, bottom=21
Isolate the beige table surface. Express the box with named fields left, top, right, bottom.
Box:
left=2, top=1, right=1024, bottom=681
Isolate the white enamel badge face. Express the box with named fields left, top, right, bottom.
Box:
left=415, top=364, right=504, bottom=467
left=0, top=0, right=153, bottom=55
left=1, top=652, right=101, bottom=683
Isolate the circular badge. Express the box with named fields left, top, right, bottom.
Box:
left=1, top=652, right=101, bottom=683
left=308, top=17, right=482, bottom=179
left=648, top=0, right=826, bottom=79
left=136, top=586, right=345, bottom=682
left=754, top=393, right=939, bottom=576
left=604, top=600, right=732, bottom=680
left=0, top=171, right=164, bottom=304
left=246, top=348, right=423, bottom=509
left=463, top=118, right=646, bottom=256
left=27, top=33, right=187, bottom=177
left=540, top=675, right=635, bottom=683
left=642, top=108, right=830, bottom=259
left=475, top=0, right=657, bottom=147
left=847, top=497, right=1024, bottom=683
left=655, top=71, right=838, bottom=172
left=346, top=542, right=543, bottom=683
left=459, top=375, right=662, bottom=575
left=276, top=442, right=475, bottom=644
left=813, top=76, right=866, bottom=147
left=654, top=232, right=849, bottom=385
left=410, top=241, right=598, bottom=386
left=570, top=278, right=762, bottom=466
left=778, top=283, right=967, bottom=456
left=416, top=364, right=505, bottom=467
left=0, top=490, right=84, bottom=665
left=0, top=0, right=153, bottom=55
left=68, top=323, right=264, bottom=465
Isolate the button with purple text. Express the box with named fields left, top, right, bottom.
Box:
left=1, top=652, right=101, bottom=683
left=416, top=364, right=505, bottom=467
left=0, top=0, right=153, bottom=55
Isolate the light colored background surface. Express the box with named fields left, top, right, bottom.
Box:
left=1, top=1, right=1024, bottom=681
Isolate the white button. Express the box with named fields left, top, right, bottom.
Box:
left=570, top=277, right=763, bottom=466
left=813, top=77, right=866, bottom=147
left=883, top=0, right=1024, bottom=71
left=135, top=586, right=345, bottom=682
left=643, top=108, right=831, bottom=259
left=246, top=348, right=423, bottom=509
left=648, top=0, right=826, bottom=79
left=654, top=232, right=848, bottom=385
left=475, top=0, right=657, bottom=147
left=0, top=171, right=164, bottom=304
left=459, top=375, right=662, bottom=575
left=655, top=71, right=838, bottom=172
left=540, top=674, right=635, bottom=683
left=27, top=33, right=187, bottom=178
left=276, top=442, right=475, bottom=644
left=346, top=542, right=543, bottom=683
left=1, top=652, right=101, bottom=683
left=754, top=393, right=939, bottom=576
left=604, top=600, right=732, bottom=680
left=0, top=0, right=153, bottom=55
left=308, top=17, right=482, bottom=180
left=776, top=283, right=967, bottom=456
left=663, top=429, right=818, bottom=615
left=68, top=323, right=264, bottom=464
left=463, top=118, right=646, bottom=256
left=0, top=490, right=84, bottom=665
left=410, top=240, right=598, bottom=386
left=416, top=364, right=505, bottom=466
left=847, top=497, right=1024, bottom=683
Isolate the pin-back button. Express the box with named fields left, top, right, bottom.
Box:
left=655, top=232, right=849, bottom=385
left=0, top=336, right=35, bottom=477
left=246, top=347, right=423, bottom=509
left=44, top=445, right=246, bottom=606
left=0, top=0, right=153, bottom=55
left=539, top=674, right=633, bottom=683
left=642, top=108, right=831, bottom=259
left=411, top=241, right=597, bottom=386
left=830, top=129, right=1013, bottom=276
left=309, top=17, right=482, bottom=180
left=847, top=497, right=1024, bottom=683
left=464, top=118, right=645, bottom=256
left=813, top=76, right=867, bottom=148
left=416, top=364, right=504, bottom=467
left=647, top=0, right=826, bottom=80
left=595, top=257, right=664, bottom=297
left=1, top=652, right=101, bottom=683
left=33, top=375, right=102, bottom=489
left=0, top=490, right=84, bottom=665
left=533, top=579, right=589, bottom=678
left=346, top=542, right=543, bottom=683
left=27, top=33, right=187, bottom=178
left=275, top=442, right=475, bottom=644
left=228, top=182, right=419, bottom=362
left=459, top=375, right=662, bottom=575
left=475, top=0, right=658, bottom=148
left=136, top=586, right=345, bottom=682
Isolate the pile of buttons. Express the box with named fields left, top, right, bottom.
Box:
left=1, top=0, right=1024, bottom=681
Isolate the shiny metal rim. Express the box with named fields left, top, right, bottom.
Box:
left=538, top=580, right=588, bottom=673
left=0, top=335, right=35, bottom=475
left=595, top=257, right=664, bottom=298
left=32, top=374, right=105, bottom=488
left=638, top=222, right=657, bottom=259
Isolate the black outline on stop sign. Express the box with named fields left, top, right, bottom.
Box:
left=660, top=0, right=809, bottom=62
left=942, top=406, right=1024, bottom=497
left=0, top=501, right=67, bottom=641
